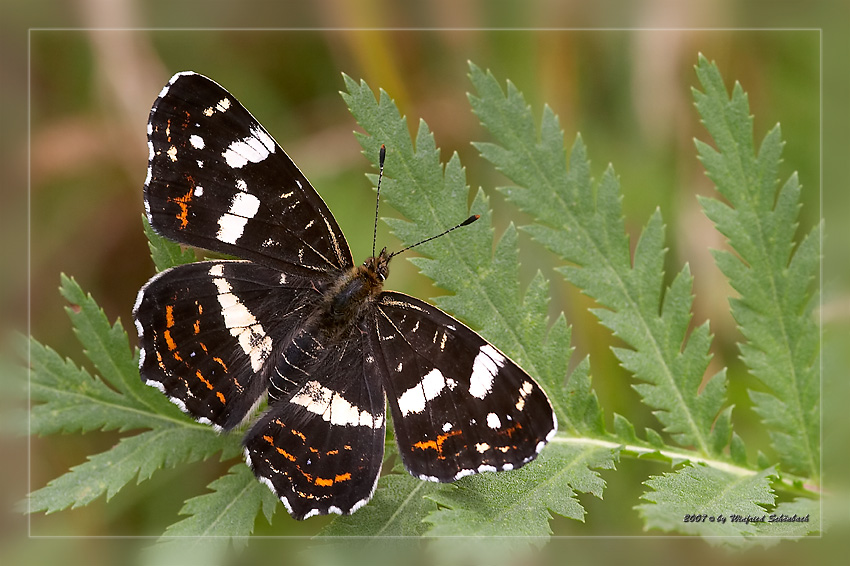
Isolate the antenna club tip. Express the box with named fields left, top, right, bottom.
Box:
left=461, top=214, right=481, bottom=226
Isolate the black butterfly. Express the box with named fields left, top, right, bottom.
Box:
left=133, top=72, right=557, bottom=520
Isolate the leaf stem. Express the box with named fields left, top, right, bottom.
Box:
left=550, top=435, right=819, bottom=497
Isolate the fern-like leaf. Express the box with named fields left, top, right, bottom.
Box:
left=318, top=458, right=440, bottom=537
left=692, top=54, right=820, bottom=479
left=337, top=74, right=616, bottom=537
left=468, top=62, right=729, bottom=456
left=636, top=465, right=776, bottom=546
left=28, top=275, right=241, bottom=515
left=141, top=463, right=278, bottom=565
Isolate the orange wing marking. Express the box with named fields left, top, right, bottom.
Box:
left=412, top=429, right=463, bottom=460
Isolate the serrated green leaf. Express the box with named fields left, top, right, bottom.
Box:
left=319, top=472, right=439, bottom=537
left=636, top=465, right=776, bottom=545
left=28, top=275, right=241, bottom=515
left=562, top=355, right=606, bottom=435
left=59, top=274, right=166, bottom=417
left=343, top=69, right=605, bottom=437
left=141, top=463, right=278, bottom=565
left=468, top=62, right=728, bottom=456
left=424, top=440, right=617, bottom=538
left=28, top=428, right=239, bottom=514
left=142, top=214, right=197, bottom=272
left=730, top=432, right=748, bottom=466
left=340, top=75, right=617, bottom=536
left=341, top=77, right=575, bottom=417
left=755, top=497, right=820, bottom=539
left=646, top=428, right=665, bottom=448
left=613, top=413, right=637, bottom=443
left=164, top=462, right=277, bottom=538
left=29, top=337, right=151, bottom=435
left=693, top=55, right=820, bottom=478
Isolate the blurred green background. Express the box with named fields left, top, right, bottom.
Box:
left=3, top=0, right=847, bottom=564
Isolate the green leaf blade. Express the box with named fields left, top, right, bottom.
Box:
left=319, top=471, right=440, bottom=537
left=424, top=441, right=617, bottom=538
left=28, top=428, right=239, bottom=514
left=693, top=54, right=820, bottom=478
left=141, top=463, right=278, bottom=565
left=469, top=61, right=729, bottom=457
left=636, top=465, right=776, bottom=545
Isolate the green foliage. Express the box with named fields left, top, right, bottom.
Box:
left=142, top=214, right=197, bottom=272
left=466, top=57, right=819, bottom=542
left=468, top=62, right=728, bottom=456
left=318, top=460, right=441, bottom=537
left=27, top=275, right=241, bottom=515
left=636, top=465, right=777, bottom=545
left=322, top=75, right=618, bottom=540
left=25, top=56, right=820, bottom=551
left=423, top=441, right=617, bottom=537
left=141, top=464, right=278, bottom=565
left=692, top=54, right=820, bottom=478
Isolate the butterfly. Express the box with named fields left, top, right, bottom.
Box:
left=133, top=71, right=557, bottom=520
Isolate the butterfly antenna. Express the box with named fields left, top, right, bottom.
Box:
left=388, top=214, right=480, bottom=260
left=372, top=144, right=386, bottom=259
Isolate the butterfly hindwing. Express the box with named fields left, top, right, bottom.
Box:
left=371, top=292, right=557, bottom=482
left=145, top=72, right=352, bottom=276
left=134, top=259, right=320, bottom=430
left=244, top=326, right=386, bottom=519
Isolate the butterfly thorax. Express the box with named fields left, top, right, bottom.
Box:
left=316, top=247, right=391, bottom=337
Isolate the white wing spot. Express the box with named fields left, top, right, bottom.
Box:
left=209, top=264, right=272, bottom=372
left=397, top=368, right=448, bottom=416
left=469, top=344, right=505, bottom=399
left=189, top=135, right=205, bottom=149
left=221, top=125, right=276, bottom=168
left=475, top=442, right=490, bottom=453
left=516, top=380, right=534, bottom=411
left=442, top=422, right=452, bottom=432
left=486, top=412, right=501, bottom=429
left=194, top=185, right=204, bottom=197
left=167, top=145, right=178, bottom=162
left=236, top=178, right=247, bottom=191
left=216, top=97, right=231, bottom=112
left=216, top=192, right=261, bottom=244
left=290, top=380, right=382, bottom=428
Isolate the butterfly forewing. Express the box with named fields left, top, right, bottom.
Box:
left=371, top=293, right=557, bottom=481
left=145, top=72, right=352, bottom=276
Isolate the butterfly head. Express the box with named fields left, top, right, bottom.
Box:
left=363, top=247, right=391, bottom=282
